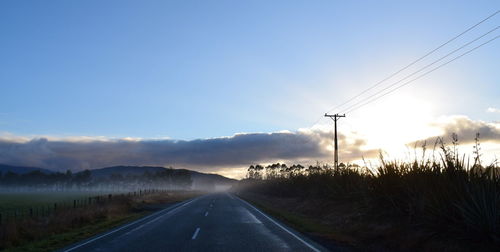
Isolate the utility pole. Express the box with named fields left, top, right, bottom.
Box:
left=324, top=113, right=345, bottom=169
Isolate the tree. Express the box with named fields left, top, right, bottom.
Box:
left=73, top=169, right=92, bottom=188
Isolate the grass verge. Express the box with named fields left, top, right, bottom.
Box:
left=0, top=191, right=201, bottom=251
left=4, top=212, right=147, bottom=252
left=235, top=137, right=500, bottom=251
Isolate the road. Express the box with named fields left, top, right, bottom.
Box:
left=61, top=193, right=329, bottom=252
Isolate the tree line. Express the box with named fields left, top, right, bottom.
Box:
left=246, top=162, right=360, bottom=180
left=0, top=169, right=192, bottom=191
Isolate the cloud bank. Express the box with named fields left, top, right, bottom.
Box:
left=0, top=129, right=370, bottom=172
left=417, top=116, right=500, bottom=144
left=0, top=116, right=498, bottom=175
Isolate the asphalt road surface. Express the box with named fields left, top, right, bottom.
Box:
left=61, top=193, right=329, bottom=252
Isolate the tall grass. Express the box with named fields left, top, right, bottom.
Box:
left=241, top=136, right=500, bottom=244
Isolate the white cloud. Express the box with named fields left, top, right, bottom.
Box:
left=487, top=107, right=500, bottom=113
left=424, top=115, right=500, bottom=143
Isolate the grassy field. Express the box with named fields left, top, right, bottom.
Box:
left=0, top=191, right=107, bottom=213
left=0, top=191, right=201, bottom=251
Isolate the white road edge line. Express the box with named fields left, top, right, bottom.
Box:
left=62, top=197, right=199, bottom=252
left=204, top=211, right=208, bottom=216
left=235, top=196, right=321, bottom=252
left=226, top=192, right=235, bottom=200
left=191, top=227, right=201, bottom=240
left=123, top=223, right=146, bottom=236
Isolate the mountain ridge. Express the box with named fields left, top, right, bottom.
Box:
left=0, top=164, right=54, bottom=175
left=0, top=164, right=237, bottom=190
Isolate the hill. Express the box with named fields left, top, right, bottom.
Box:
left=0, top=164, right=53, bottom=175
left=82, top=166, right=166, bottom=178
left=79, top=166, right=237, bottom=191
left=0, top=164, right=236, bottom=191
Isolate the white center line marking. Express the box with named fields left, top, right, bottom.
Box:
left=191, top=227, right=200, bottom=240
left=204, top=211, right=208, bottom=216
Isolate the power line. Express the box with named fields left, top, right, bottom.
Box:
left=340, top=26, right=499, bottom=114
left=323, top=10, right=499, bottom=114
left=308, top=10, right=499, bottom=128
left=344, top=34, right=500, bottom=114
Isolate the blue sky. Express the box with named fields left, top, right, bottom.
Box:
left=1, top=0, right=498, bottom=140
left=0, top=1, right=499, bottom=177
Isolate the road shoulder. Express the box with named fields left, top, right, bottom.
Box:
left=235, top=193, right=354, bottom=252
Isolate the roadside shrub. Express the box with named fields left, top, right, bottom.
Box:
left=239, top=135, right=500, bottom=245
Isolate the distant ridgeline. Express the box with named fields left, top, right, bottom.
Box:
left=0, top=164, right=235, bottom=191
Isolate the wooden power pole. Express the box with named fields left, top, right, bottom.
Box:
left=324, top=113, right=345, bottom=169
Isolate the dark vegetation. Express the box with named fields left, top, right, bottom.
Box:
left=236, top=134, right=499, bottom=251
left=0, top=168, right=192, bottom=191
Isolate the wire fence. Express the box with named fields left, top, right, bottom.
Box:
left=0, top=188, right=169, bottom=225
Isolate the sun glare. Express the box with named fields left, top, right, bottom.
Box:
left=347, top=93, right=440, bottom=156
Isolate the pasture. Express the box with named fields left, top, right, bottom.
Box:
left=0, top=191, right=109, bottom=216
